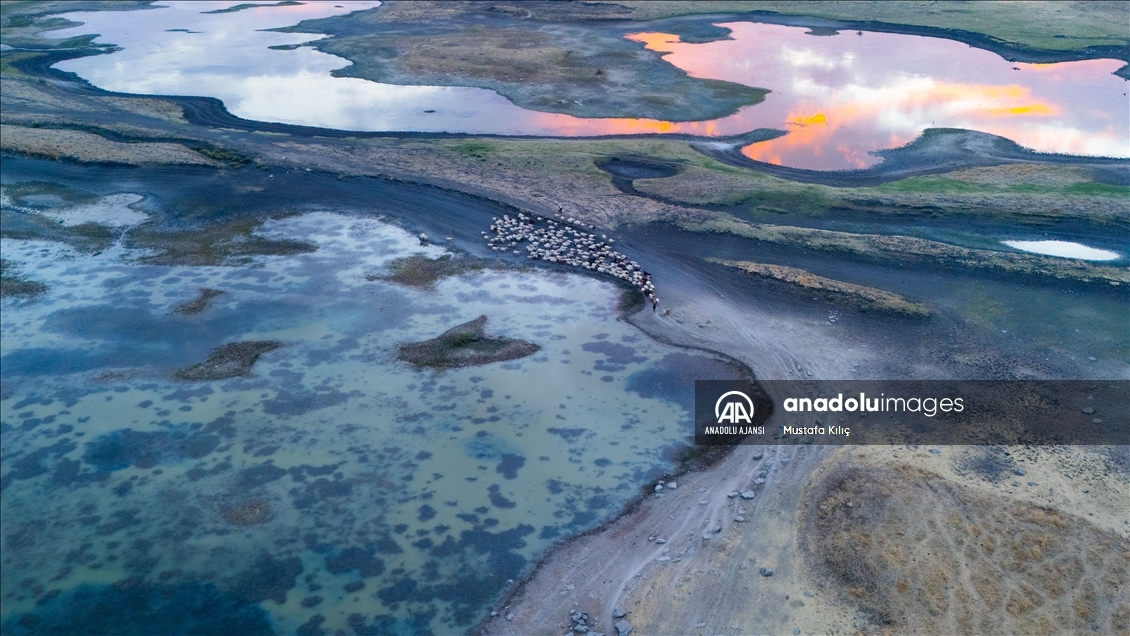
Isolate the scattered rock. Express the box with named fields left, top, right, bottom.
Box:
left=665, top=481, right=677, bottom=490
left=654, top=484, right=663, bottom=493
left=928, top=448, right=941, bottom=455
left=615, top=619, right=632, bottom=636
left=655, top=538, right=666, bottom=544
left=759, top=567, right=773, bottom=577
left=712, top=523, right=722, bottom=533
left=803, top=590, right=815, bottom=598
left=1082, top=407, right=1095, bottom=414
left=728, top=491, right=739, bottom=498
left=506, top=612, right=514, bottom=621
left=734, top=515, right=745, bottom=522
left=1092, top=418, right=1103, bottom=424
left=701, top=532, right=713, bottom=540
left=659, top=556, right=672, bottom=562
left=1013, top=468, right=1027, bottom=476
left=753, top=451, right=764, bottom=460
left=740, top=491, right=756, bottom=499
left=612, top=606, right=627, bottom=619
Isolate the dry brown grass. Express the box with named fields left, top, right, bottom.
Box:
left=710, top=258, right=930, bottom=316
left=0, top=124, right=218, bottom=166
left=804, top=461, right=1130, bottom=634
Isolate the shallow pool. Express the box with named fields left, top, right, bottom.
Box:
left=45, top=2, right=1129, bottom=169
left=0, top=209, right=741, bottom=634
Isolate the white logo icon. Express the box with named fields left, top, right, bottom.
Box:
left=715, top=390, right=754, bottom=424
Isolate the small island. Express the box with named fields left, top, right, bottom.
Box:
left=396, top=315, right=540, bottom=369
left=174, top=341, right=283, bottom=381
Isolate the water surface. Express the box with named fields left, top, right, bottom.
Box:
left=1002, top=240, right=1121, bottom=261
left=0, top=204, right=738, bottom=634
left=46, top=2, right=1128, bottom=169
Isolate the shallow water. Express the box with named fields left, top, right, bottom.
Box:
left=0, top=208, right=741, bottom=634
left=46, top=2, right=1128, bottom=169
left=630, top=24, right=1129, bottom=168
left=1001, top=239, right=1121, bottom=261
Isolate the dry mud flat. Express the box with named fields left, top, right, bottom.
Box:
left=479, top=444, right=1129, bottom=636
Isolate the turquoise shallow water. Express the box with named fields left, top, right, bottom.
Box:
left=0, top=208, right=741, bottom=634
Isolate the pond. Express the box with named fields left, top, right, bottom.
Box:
left=46, top=1, right=1128, bottom=169
left=0, top=195, right=743, bottom=634
left=1002, top=239, right=1121, bottom=261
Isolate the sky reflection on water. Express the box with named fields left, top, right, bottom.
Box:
left=628, top=24, right=1128, bottom=169
left=47, top=2, right=1128, bottom=169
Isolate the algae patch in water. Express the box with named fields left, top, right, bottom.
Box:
left=396, top=315, right=540, bottom=369
left=0, top=258, right=47, bottom=298
left=173, top=288, right=226, bottom=315
left=374, top=253, right=489, bottom=289
left=174, top=341, right=283, bottom=381
left=132, top=219, right=316, bottom=267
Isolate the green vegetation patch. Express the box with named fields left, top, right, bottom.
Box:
left=190, top=145, right=252, bottom=168
left=0, top=258, right=48, bottom=298
left=689, top=216, right=1130, bottom=286
left=396, top=315, right=541, bottom=370
left=633, top=159, right=1127, bottom=222
left=619, top=1, right=1130, bottom=52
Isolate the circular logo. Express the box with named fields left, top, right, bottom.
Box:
left=715, top=390, right=754, bottom=424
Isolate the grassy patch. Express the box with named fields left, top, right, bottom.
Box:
left=688, top=215, right=1129, bottom=285
left=633, top=158, right=1127, bottom=221
left=190, top=145, right=252, bottom=168
left=619, top=1, right=1130, bottom=51
left=281, top=2, right=767, bottom=121
left=711, top=258, right=930, bottom=316
left=449, top=141, right=496, bottom=159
